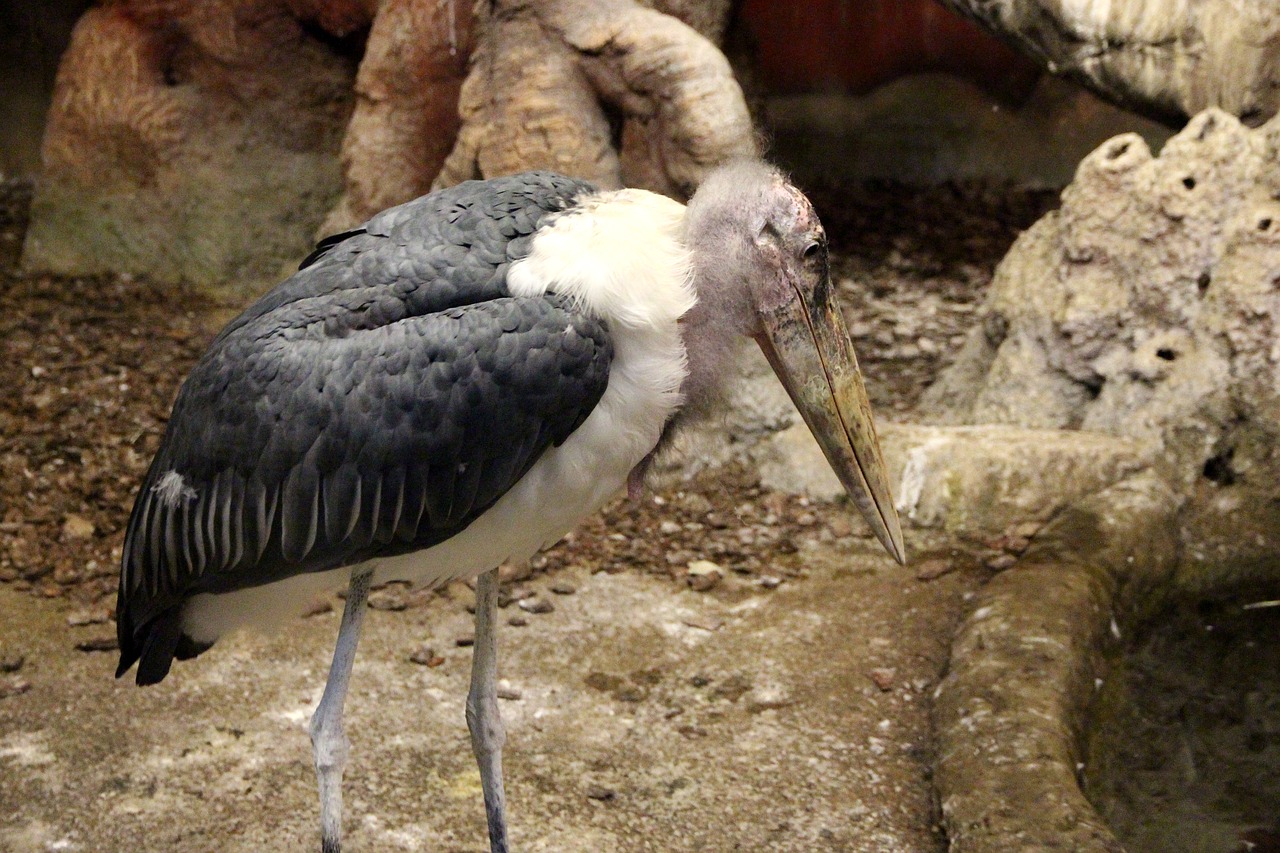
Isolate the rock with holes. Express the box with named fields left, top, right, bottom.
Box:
left=923, top=108, right=1280, bottom=578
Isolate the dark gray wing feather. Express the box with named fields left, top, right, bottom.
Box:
left=118, top=172, right=608, bottom=684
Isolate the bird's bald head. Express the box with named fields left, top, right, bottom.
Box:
left=684, top=160, right=828, bottom=339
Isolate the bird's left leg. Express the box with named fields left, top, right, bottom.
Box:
left=467, top=566, right=509, bottom=853
left=310, top=568, right=374, bottom=853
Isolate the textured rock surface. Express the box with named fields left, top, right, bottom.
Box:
left=22, top=3, right=357, bottom=300
left=935, top=472, right=1181, bottom=853
left=936, top=0, right=1280, bottom=124
left=924, top=108, right=1280, bottom=574
left=920, top=108, right=1280, bottom=851
left=757, top=422, right=1150, bottom=538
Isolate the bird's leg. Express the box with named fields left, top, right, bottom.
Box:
left=467, top=567, right=509, bottom=853
left=309, top=568, right=374, bottom=853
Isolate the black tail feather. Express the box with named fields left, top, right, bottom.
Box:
left=114, top=606, right=180, bottom=686
left=117, top=605, right=215, bottom=685
left=136, top=607, right=182, bottom=685
left=115, top=605, right=142, bottom=679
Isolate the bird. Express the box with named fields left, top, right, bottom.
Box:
left=114, top=160, right=906, bottom=853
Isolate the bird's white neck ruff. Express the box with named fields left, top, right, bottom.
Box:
left=183, top=189, right=698, bottom=642
left=507, top=188, right=696, bottom=329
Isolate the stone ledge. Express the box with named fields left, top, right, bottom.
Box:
left=756, top=421, right=1154, bottom=539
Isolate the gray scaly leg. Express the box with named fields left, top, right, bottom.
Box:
left=309, top=568, right=373, bottom=853
left=467, top=567, right=510, bottom=853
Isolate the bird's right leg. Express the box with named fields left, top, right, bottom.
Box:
left=310, top=568, right=373, bottom=853
left=467, top=566, right=509, bottom=853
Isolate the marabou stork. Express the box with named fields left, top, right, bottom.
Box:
left=115, top=161, right=905, bottom=852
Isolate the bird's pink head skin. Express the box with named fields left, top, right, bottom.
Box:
left=683, top=161, right=906, bottom=565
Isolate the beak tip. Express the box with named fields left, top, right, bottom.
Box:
left=878, top=512, right=907, bottom=566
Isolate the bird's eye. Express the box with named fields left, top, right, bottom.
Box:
left=802, top=241, right=822, bottom=260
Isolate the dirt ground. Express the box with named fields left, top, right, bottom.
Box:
left=0, top=177, right=1056, bottom=851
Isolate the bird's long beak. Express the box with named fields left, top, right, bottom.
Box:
left=754, top=279, right=906, bottom=565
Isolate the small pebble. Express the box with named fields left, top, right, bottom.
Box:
left=1004, top=535, right=1031, bottom=554
left=686, top=560, right=723, bottom=591
left=683, top=494, right=712, bottom=513
left=985, top=553, right=1017, bottom=571
left=408, top=646, right=445, bottom=667
left=549, top=581, right=577, bottom=595
left=518, top=596, right=555, bottom=614
left=747, top=688, right=793, bottom=713
left=455, top=634, right=475, bottom=647
left=614, top=681, right=645, bottom=701
left=0, top=654, right=25, bottom=674
left=869, top=667, right=897, bottom=692
left=368, top=589, right=407, bottom=611
left=75, top=636, right=118, bottom=653
left=914, top=559, right=955, bottom=582
left=61, top=514, right=96, bottom=541
left=67, top=610, right=109, bottom=627
left=507, top=616, right=528, bottom=627
left=681, top=615, right=723, bottom=632
left=585, top=785, right=615, bottom=801
left=497, top=682, right=522, bottom=701
left=759, top=576, right=782, bottom=590
left=710, top=674, right=752, bottom=702
left=498, top=561, right=533, bottom=584
left=0, top=677, right=31, bottom=699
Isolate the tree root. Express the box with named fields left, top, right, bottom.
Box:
left=433, top=0, right=756, bottom=200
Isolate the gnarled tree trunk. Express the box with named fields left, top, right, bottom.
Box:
left=432, top=0, right=753, bottom=202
